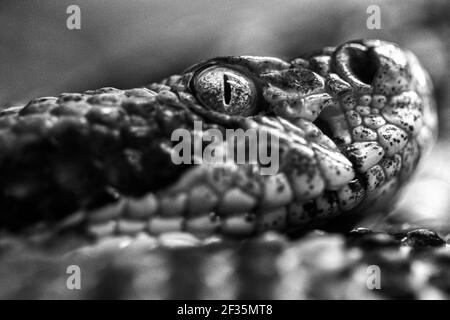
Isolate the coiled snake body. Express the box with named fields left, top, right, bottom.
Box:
left=0, top=39, right=437, bottom=242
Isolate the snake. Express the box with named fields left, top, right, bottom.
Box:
left=0, top=39, right=437, bottom=243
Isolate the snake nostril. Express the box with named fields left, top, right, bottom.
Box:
left=334, top=42, right=380, bottom=92
left=348, top=47, right=378, bottom=85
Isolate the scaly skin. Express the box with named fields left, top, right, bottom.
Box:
left=0, top=39, right=437, bottom=240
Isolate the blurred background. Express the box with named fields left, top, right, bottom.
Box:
left=0, top=0, right=449, bottom=229
left=0, top=0, right=448, bottom=133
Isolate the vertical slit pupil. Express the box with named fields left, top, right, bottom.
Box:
left=223, top=74, right=232, bottom=105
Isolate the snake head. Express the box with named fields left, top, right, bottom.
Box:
left=152, top=39, right=437, bottom=234
left=0, top=40, right=437, bottom=238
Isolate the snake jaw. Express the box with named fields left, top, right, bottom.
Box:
left=0, top=40, right=437, bottom=239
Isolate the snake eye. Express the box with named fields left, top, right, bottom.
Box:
left=192, top=66, right=257, bottom=116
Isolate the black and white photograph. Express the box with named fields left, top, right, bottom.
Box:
left=0, top=0, right=449, bottom=306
